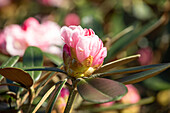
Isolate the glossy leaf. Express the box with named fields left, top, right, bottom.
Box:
left=0, top=56, right=20, bottom=68
left=117, top=63, right=170, bottom=84
left=94, top=54, right=140, bottom=73
left=23, top=46, right=43, bottom=81
left=0, top=67, right=33, bottom=88
left=43, top=52, right=63, bottom=66
left=77, top=78, right=127, bottom=103
left=46, top=78, right=67, bottom=113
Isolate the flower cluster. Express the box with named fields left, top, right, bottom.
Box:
left=0, top=17, right=64, bottom=56
left=61, top=25, right=107, bottom=78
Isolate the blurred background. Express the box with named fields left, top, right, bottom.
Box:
left=0, top=0, right=170, bottom=113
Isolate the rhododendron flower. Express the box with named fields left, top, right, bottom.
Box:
left=0, top=17, right=64, bottom=56
left=61, top=25, right=107, bottom=78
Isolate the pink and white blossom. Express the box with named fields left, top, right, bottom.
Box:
left=61, top=25, right=107, bottom=78
left=0, top=17, right=64, bottom=56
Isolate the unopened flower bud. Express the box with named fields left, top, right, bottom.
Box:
left=61, top=25, right=107, bottom=78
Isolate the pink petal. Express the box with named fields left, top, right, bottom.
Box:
left=70, top=28, right=81, bottom=48
left=61, top=26, right=73, bottom=47
left=92, top=47, right=107, bottom=66
left=89, top=35, right=102, bottom=57
left=76, top=37, right=91, bottom=63
left=22, top=17, right=39, bottom=31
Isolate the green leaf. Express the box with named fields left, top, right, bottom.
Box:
left=117, top=63, right=170, bottom=84
left=0, top=67, right=33, bottom=88
left=45, top=78, right=67, bottom=113
left=94, top=54, right=140, bottom=73
left=43, top=52, right=63, bottom=66
left=0, top=56, right=20, bottom=68
left=77, top=78, right=127, bottom=103
left=92, top=64, right=163, bottom=78
left=23, top=46, right=43, bottom=81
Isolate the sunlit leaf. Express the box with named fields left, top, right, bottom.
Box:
left=32, top=85, right=56, bottom=113
left=117, top=63, right=170, bottom=84
left=0, top=67, right=33, bottom=88
left=77, top=78, right=127, bottom=103
left=0, top=56, right=19, bottom=68
left=94, top=54, right=140, bottom=73
left=23, top=46, right=43, bottom=81
left=45, top=78, right=67, bottom=113
left=43, top=52, right=63, bottom=66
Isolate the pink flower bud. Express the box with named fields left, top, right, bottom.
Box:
left=137, top=47, right=153, bottom=65
left=121, top=85, right=140, bottom=104
left=61, top=25, right=107, bottom=78
left=64, top=13, right=80, bottom=26
left=22, top=17, right=39, bottom=31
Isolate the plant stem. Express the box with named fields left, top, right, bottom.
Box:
left=64, top=80, right=78, bottom=113
left=27, top=87, right=35, bottom=113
